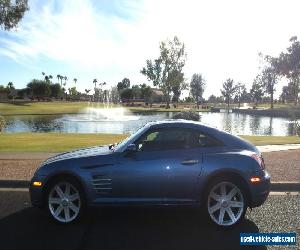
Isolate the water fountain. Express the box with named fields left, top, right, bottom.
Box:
left=84, top=106, right=139, bottom=122
left=66, top=88, right=140, bottom=122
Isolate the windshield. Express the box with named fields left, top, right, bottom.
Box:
left=113, top=124, right=149, bottom=152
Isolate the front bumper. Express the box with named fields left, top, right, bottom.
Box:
left=29, top=175, right=47, bottom=208
left=248, top=170, right=271, bottom=208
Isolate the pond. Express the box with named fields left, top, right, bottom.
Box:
left=3, top=108, right=298, bottom=136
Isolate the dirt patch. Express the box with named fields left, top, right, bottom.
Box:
left=0, top=159, right=42, bottom=180
left=262, top=149, right=300, bottom=182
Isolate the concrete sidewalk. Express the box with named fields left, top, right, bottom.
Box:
left=257, top=144, right=300, bottom=152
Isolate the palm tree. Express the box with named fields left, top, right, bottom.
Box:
left=64, top=76, right=68, bottom=85
left=85, top=89, right=91, bottom=94
left=93, top=79, right=98, bottom=89
left=57, top=74, right=61, bottom=85
left=99, top=81, right=106, bottom=88
left=60, top=75, right=63, bottom=86
left=7, top=82, right=14, bottom=89
left=73, top=78, right=77, bottom=86
left=42, top=72, right=45, bottom=76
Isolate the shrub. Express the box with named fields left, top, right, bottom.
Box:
left=0, top=116, right=6, bottom=132
left=172, top=111, right=200, bottom=121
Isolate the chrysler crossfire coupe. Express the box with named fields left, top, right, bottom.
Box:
left=30, top=120, right=270, bottom=227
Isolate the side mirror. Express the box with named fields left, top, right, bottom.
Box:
left=125, top=143, right=137, bottom=152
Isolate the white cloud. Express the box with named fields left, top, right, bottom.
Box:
left=0, top=0, right=299, bottom=97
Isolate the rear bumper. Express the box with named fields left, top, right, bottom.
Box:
left=248, top=170, right=270, bottom=208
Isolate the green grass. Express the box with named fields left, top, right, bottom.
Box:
left=0, top=101, right=210, bottom=115
left=128, top=107, right=208, bottom=112
left=0, top=102, right=93, bottom=115
left=0, top=133, right=299, bottom=152
left=0, top=133, right=127, bottom=152
left=240, top=135, right=300, bottom=146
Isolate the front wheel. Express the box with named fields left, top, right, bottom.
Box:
left=46, top=179, right=85, bottom=223
left=205, top=179, right=247, bottom=227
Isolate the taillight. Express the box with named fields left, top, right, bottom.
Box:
left=251, top=154, right=265, bottom=169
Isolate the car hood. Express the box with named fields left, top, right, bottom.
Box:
left=42, top=146, right=111, bottom=165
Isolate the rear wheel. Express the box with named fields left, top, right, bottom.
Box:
left=46, top=178, right=85, bottom=223
left=205, top=179, right=247, bottom=227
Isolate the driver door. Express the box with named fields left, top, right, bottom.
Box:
left=111, top=127, right=202, bottom=204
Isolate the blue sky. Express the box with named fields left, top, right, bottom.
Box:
left=0, top=0, right=300, bottom=98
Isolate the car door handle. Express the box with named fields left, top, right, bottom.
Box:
left=181, top=159, right=199, bottom=165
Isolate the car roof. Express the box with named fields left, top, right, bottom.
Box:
left=144, top=119, right=257, bottom=152
left=146, top=119, right=215, bottom=129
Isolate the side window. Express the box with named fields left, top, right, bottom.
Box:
left=189, top=131, right=223, bottom=148
left=135, top=128, right=191, bottom=152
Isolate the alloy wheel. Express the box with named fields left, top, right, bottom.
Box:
left=48, top=182, right=81, bottom=223
left=207, top=181, right=244, bottom=226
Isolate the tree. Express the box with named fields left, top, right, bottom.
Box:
left=64, top=76, right=68, bottom=85
left=27, top=79, right=51, bottom=100
left=56, top=74, right=61, bottom=85
left=280, top=82, right=296, bottom=104
left=172, top=79, right=187, bottom=103
left=117, top=78, right=130, bottom=91
left=208, top=95, right=217, bottom=104
left=190, top=73, right=205, bottom=109
left=0, top=115, right=5, bottom=132
left=110, top=86, right=120, bottom=104
left=131, top=85, right=141, bottom=99
left=120, top=88, right=134, bottom=101
left=234, top=83, right=247, bottom=108
left=42, top=73, right=52, bottom=83
left=140, top=84, right=153, bottom=103
left=267, top=36, right=300, bottom=105
left=141, top=36, right=186, bottom=108
left=68, top=87, right=77, bottom=97
left=85, top=89, right=91, bottom=95
left=93, top=79, right=98, bottom=89
left=220, top=78, right=236, bottom=109
left=0, top=85, right=8, bottom=93
left=250, top=76, right=264, bottom=105
left=260, top=67, right=278, bottom=108
left=73, top=78, right=77, bottom=85
left=0, top=0, right=29, bottom=30
left=50, top=83, right=62, bottom=98
left=7, top=81, right=14, bottom=89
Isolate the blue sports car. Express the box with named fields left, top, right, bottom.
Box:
left=30, top=120, right=270, bottom=227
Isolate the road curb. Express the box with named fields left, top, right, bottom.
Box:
left=270, top=182, right=300, bottom=192
left=0, top=180, right=30, bottom=188
left=0, top=180, right=299, bottom=191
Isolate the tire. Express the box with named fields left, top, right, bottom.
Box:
left=203, top=177, right=247, bottom=228
left=46, top=177, right=86, bottom=224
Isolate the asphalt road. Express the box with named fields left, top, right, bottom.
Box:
left=0, top=190, right=299, bottom=250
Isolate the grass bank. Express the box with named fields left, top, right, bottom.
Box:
left=0, top=102, right=92, bottom=115
left=240, top=135, right=300, bottom=146
left=0, top=133, right=299, bottom=152
left=0, top=101, right=209, bottom=116
left=0, top=133, right=127, bottom=152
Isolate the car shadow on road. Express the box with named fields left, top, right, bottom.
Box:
left=0, top=207, right=267, bottom=250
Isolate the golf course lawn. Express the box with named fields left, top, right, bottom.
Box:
left=0, top=133, right=127, bottom=152
left=0, top=133, right=299, bottom=152
left=0, top=102, right=91, bottom=115
left=0, top=101, right=208, bottom=115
